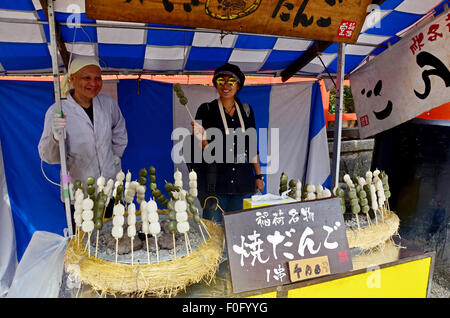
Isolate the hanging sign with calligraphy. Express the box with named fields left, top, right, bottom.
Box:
left=223, top=197, right=352, bottom=294
left=85, top=0, right=372, bottom=43
left=350, top=11, right=450, bottom=139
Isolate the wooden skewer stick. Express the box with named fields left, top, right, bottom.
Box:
left=199, top=220, right=211, bottom=239
left=172, top=232, right=177, bottom=259
left=184, top=233, right=190, bottom=256
left=198, top=223, right=206, bottom=243
left=365, top=212, right=372, bottom=226
left=115, top=238, right=118, bottom=263
left=145, top=234, right=150, bottom=264
left=155, top=235, right=160, bottom=263
left=131, top=237, right=134, bottom=265
left=355, top=214, right=361, bottom=231
left=186, top=233, right=192, bottom=254
left=95, top=230, right=99, bottom=258
left=88, top=233, right=92, bottom=257
left=183, top=104, right=195, bottom=123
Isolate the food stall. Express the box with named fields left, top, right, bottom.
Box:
left=0, top=0, right=447, bottom=298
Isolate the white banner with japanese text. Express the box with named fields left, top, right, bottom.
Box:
left=350, top=11, right=450, bottom=139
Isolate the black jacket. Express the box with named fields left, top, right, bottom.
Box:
left=190, top=98, right=258, bottom=196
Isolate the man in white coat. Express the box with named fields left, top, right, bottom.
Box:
left=38, top=56, right=128, bottom=227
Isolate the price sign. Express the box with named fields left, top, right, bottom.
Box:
left=288, top=255, right=330, bottom=283
left=223, top=197, right=352, bottom=293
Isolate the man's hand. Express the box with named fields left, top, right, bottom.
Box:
left=52, top=111, right=66, bottom=141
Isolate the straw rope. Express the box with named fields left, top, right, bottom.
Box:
left=346, top=210, right=400, bottom=250
left=65, top=218, right=224, bottom=297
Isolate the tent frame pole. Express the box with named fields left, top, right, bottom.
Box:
left=331, top=43, right=345, bottom=190
left=47, top=0, right=73, bottom=236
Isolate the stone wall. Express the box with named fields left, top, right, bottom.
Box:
left=328, top=138, right=375, bottom=184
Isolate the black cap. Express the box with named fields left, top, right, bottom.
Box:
left=213, top=63, right=245, bottom=90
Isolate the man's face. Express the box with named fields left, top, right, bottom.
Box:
left=70, top=65, right=102, bottom=101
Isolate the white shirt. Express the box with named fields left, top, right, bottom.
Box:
left=38, top=92, right=128, bottom=199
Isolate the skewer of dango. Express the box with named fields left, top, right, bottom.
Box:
left=188, top=169, right=198, bottom=198
left=140, top=201, right=151, bottom=263
left=81, top=196, right=95, bottom=256
left=147, top=199, right=161, bottom=262
left=127, top=203, right=137, bottom=265
left=112, top=200, right=125, bottom=263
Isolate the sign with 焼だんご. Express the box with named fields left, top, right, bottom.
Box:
left=223, top=197, right=352, bottom=293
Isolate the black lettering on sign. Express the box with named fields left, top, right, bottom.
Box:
left=293, top=0, right=313, bottom=27
left=414, top=51, right=450, bottom=100
left=162, top=0, right=174, bottom=12
left=224, top=198, right=352, bottom=293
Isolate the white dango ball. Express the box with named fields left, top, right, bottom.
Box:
left=128, top=203, right=136, bottom=214
left=127, top=226, right=136, bottom=237
left=174, top=169, right=182, bottom=181
left=141, top=222, right=150, bottom=234
left=126, top=170, right=132, bottom=183
left=306, top=192, right=316, bottom=201
left=116, top=170, right=125, bottom=182
left=189, top=180, right=197, bottom=189
left=82, top=220, right=94, bottom=233
left=75, top=190, right=84, bottom=202
left=127, top=214, right=136, bottom=225
left=322, top=189, right=332, bottom=198
left=74, top=203, right=83, bottom=214
left=113, top=215, right=124, bottom=227
left=112, top=226, right=123, bottom=238
left=97, top=176, right=106, bottom=188
left=131, top=181, right=139, bottom=191
left=189, top=170, right=197, bottom=181
left=147, top=200, right=158, bottom=213
left=306, top=184, right=315, bottom=193
left=82, top=210, right=93, bottom=221
left=113, top=204, right=125, bottom=216
left=174, top=179, right=183, bottom=188
left=148, top=211, right=159, bottom=224
left=174, top=200, right=187, bottom=213
left=189, top=188, right=198, bottom=198
left=176, top=212, right=188, bottom=223
left=149, top=222, right=161, bottom=235
left=74, top=214, right=83, bottom=225
left=82, top=198, right=94, bottom=211
left=177, top=221, right=189, bottom=233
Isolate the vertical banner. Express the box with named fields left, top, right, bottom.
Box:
left=350, top=12, right=450, bottom=139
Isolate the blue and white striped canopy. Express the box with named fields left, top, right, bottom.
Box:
left=0, top=0, right=447, bottom=76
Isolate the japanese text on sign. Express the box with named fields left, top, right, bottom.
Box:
left=223, top=198, right=352, bottom=293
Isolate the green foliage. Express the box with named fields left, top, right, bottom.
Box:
left=329, top=85, right=355, bottom=114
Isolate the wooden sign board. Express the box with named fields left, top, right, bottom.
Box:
left=85, top=0, right=372, bottom=43
left=223, top=197, right=352, bottom=293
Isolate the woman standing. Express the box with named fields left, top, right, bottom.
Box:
left=192, top=63, right=264, bottom=225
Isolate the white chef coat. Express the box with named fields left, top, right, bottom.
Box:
left=38, top=92, right=128, bottom=200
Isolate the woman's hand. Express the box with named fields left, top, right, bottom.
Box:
left=191, top=121, right=208, bottom=149
left=191, top=121, right=206, bottom=141
left=255, top=179, right=265, bottom=193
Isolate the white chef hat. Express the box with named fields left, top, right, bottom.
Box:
left=61, top=55, right=101, bottom=98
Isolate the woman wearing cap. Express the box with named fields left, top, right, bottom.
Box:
left=192, top=63, right=264, bottom=225
left=38, top=56, right=128, bottom=225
